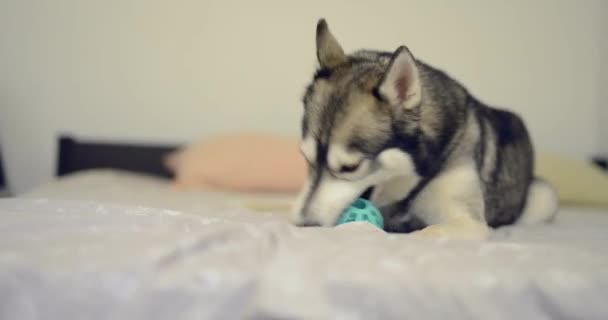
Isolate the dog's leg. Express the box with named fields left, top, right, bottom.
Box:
left=412, top=216, right=489, bottom=240
left=409, top=160, right=490, bottom=240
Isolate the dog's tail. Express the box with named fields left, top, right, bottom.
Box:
left=516, top=178, right=559, bottom=225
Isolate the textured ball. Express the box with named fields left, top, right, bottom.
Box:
left=336, top=198, right=384, bottom=229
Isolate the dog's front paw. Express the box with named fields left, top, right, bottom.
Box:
left=410, top=222, right=489, bottom=240
left=411, top=225, right=450, bottom=238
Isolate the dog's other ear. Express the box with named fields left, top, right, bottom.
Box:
left=378, top=46, right=421, bottom=110
left=316, top=19, right=346, bottom=69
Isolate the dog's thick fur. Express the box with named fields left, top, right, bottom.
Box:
left=291, top=19, right=558, bottom=239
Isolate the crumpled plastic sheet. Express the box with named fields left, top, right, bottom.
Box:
left=0, top=198, right=607, bottom=320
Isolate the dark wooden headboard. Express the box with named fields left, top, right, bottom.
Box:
left=593, top=157, right=608, bottom=171
left=57, top=136, right=180, bottom=178
left=0, top=148, right=6, bottom=188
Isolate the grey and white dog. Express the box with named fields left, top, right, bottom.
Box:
left=290, top=19, right=558, bottom=239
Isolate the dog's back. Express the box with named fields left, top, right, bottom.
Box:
left=385, top=61, right=557, bottom=230
left=471, top=98, right=535, bottom=227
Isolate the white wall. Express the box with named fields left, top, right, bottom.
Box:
left=0, top=0, right=604, bottom=193
left=600, top=1, right=608, bottom=156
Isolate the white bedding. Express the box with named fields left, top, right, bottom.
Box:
left=23, top=170, right=297, bottom=213
left=1, top=170, right=607, bottom=319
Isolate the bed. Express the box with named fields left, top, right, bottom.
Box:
left=0, top=136, right=607, bottom=319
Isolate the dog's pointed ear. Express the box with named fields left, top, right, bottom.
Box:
left=316, top=19, right=346, bottom=69
left=378, top=46, right=421, bottom=109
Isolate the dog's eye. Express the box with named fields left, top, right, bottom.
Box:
left=339, top=162, right=361, bottom=173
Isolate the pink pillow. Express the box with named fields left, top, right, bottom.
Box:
left=165, top=133, right=307, bottom=192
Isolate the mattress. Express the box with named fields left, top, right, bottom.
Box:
left=23, top=169, right=297, bottom=213
left=1, top=170, right=607, bottom=319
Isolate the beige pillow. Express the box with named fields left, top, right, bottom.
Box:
left=536, top=152, right=608, bottom=208
left=165, top=133, right=306, bottom=192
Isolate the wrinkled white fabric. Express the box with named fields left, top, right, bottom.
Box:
left=0, top=198, right=607, bottom=320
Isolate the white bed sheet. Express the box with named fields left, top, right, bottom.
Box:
left=1, top=170, right=607, bottom=319
left=22, top=169, right=297, bottom=213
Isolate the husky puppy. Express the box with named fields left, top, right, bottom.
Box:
left=290, top=19, right=558, bottom=239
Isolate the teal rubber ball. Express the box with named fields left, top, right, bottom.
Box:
left=336, top=198, right=384, bottom=229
